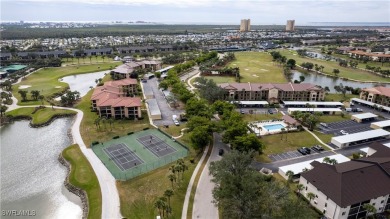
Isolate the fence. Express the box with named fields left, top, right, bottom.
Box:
left=109, top=150, right=188, bottom=181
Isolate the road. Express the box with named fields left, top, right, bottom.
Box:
left=192, top=133, right=229, bottom=219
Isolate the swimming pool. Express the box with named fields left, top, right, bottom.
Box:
left=263, top=124, right=285, bottom=131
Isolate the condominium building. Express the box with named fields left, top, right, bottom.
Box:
left=286, top=20, right=295, bottom=31
left=360, top=86, right=390, bottom=107
left=111, top=60, right=162, bottom=80
left=91, top=78, right=142, bottom=119
left=240, top=19, right=251, bottom=32
left=299, top=142, right=390, bottom=219
left=218, top=82, right=325, bottom=103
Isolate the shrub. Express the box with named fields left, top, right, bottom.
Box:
left=143, top=127, right=149, bottom=130
left=113, top=136, right=120, bottom=139
left=91, top=141, right=99, bottom=146
left=127, top=132, right=134, bottom=135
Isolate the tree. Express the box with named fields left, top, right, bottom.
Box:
left=231, top=133, right=264, bottom=153
left=154, top=198, right=165, bottom=217
left=286, top=59, right=296, bottom=69
left=167, top=174, right=176, bottom=189
left=333, top=68, right=340, bottom=77
left=363, top=203, right=377, bottom=216
left=194, top=77, right=226, bottom=103
left=18, top=90, right=28, bottom=101
left=164, top=189, right=174, bottom=209
left=211, top=100, right=235, bottom=115
left=190, top=126, right=212, bottom=149
left=285, top=170, right=294, bottom=183
left=154, top=71, right=161, bottom=79
left=306, top=192, right=316, bottom=203
left=187, top=116, right=213, bottom=132
left=30, top=90, right=40, bottom=100
left=38, top=95, right=44, bottom=106
left=296, top=184, right=305, bottom=193
left=299, top=75, right=305, bottom=82
left=0, top=104, right=8, bottom=116
left=185, top=97, right=211, bottom=118
left=322, top=157, right=331, bottom=164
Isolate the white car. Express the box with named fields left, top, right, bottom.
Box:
left=340, top=130, right=348, bottom=135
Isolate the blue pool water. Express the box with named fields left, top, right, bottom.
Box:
left=263, top=124, right=285, bottom=131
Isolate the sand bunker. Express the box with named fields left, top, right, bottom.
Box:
left=19, top=85, right=31, bottom=89
left=260, top=69, right=269, bottom=71
left=245, top=68, right=249, bottom=71
left=252, top=74, right=259, bottom=77
left=233, top=64, right=237, bottom=65
left=55, top=86, right=62, bottom=88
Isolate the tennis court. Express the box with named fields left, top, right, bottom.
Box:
left=92, top=128, right=188, bottom=180
left=136, top=134, right=177, bottom=157
left=103, top=143, right=144, bottom=171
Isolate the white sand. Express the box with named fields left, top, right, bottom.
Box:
left=260, top=69, right=269, bottom=71
left=55, top=86, right=62, bottom=88
left=252, top=74, right=259, bottom=77
left=245, top=68, right=249, bottom=71
left=18, top=85, right=31, bottom=89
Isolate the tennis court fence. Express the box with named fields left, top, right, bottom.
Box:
left=110, top=150, right=188, bottom=181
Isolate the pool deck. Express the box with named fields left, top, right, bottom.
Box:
left=249, top=120, right=297, bottom=136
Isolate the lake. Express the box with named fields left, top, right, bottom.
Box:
left=0, top=119, right=82, bottom=219
left=60, top=70, right=109, bottom=97
left=291, top=70, right=387, bottom=93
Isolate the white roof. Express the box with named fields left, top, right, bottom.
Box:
left=332, top=129, right=390, bottom=144
left=371, top=120, right=390, bottom=128
left=283, top=101, right=343, bottom=106
left=156, top=66, right=174, bottom=73
left=360, top=143, right=390, bottom=153
left=146, top=99, right=161, bottom=116
left=143, top=84, right=153, bottom=96
left=384, top=142, right=390, bottom=147
left=288, top=108, right=342, bottom=112
left=351, top=98, right=390, bottom=112
left=279, top=154, right=350, bottom=175
left=351, top=112, right=378, bottom=120
left=232, top=101, right=269, bottom=105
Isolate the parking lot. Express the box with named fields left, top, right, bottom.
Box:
left=320, top=120, right=373, bottom=136
left=268, top=146, right=325, bottom=162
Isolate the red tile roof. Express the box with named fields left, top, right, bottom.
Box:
left=350, top=50, right=390, bottom=58
left=363, top=86, right=390, bottom=97
left=219, top=82, right=322, bottom=92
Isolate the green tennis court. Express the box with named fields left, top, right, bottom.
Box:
left=92, top=128, right=188, bottom=180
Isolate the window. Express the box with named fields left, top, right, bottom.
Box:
left=306, top=186, right=308, bottom=191
left=325, top=203, right=327, bottom=207
left=342, top=212, right=346, bottom=216
left=381, top=200, right=384, bottom=204
left=316, top=195, right=318, bottom=198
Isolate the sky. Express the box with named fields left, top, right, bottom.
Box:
left=1, top=0, right=389, bottom=25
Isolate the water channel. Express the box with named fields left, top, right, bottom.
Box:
left=1, top=119, right=82, bottom=219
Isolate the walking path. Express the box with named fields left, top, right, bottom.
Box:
left=181, top=144, right=210, bottom=219
left=192, top=134, right=220, bottom=219
left=303, top=126, right=335, bottom=151
left=173, top=128, right=189, bottom=139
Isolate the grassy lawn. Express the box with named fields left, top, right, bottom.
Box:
left=242, top=112, right=283, bottom=122
left=62, top=144, right=102, bottom=219
left=256, top=130, right=332, bottom=162
left=6, top=107, right=76, bottom=125
left=13, top=63, right=120, bottom=106
left=204, top=51, right=287, bottom=84
left=75, top=89, right=150, bottom=147
left=160, top=124, right=187, bottom=137
left=324, top=93, right=358, bottom=102
left=324, top=52, right=390, bottom=70
left=279, top=50, right=390, bottom=82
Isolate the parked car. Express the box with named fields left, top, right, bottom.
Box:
left=240, top=109, right=245, bottom=114
left=268, top=109, right=274, bottom=114
left=356, top=108, right=363, bottom=112
left=297, top=147, right=308, bottom=155
left=312, top=145, right=324, bottom=152
left=302, top=147, right=311, bottom=154
left=345, top=108, right=352, bottom=112
left=218, top=148, right=224, bottom=156
left=320, top=122, right=328, bottom=127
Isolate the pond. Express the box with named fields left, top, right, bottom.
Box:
left=1, top=118, right=82, bottom=219
left=291, top=70, right=388, bottom=93
left=60, top=70, right=109, bottom=97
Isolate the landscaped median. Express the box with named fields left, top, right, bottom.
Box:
left=62, top=144, right=102, bottom=219
left=5, top=106, right=76, bottom=127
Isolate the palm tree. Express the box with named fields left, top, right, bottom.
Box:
left=329, top=159, right=338, bottom=165
left=168, top=174, right=176, bottom=189
left=18, top=90, right=28, bottom=102
left=296, top=184, right=305, bottom=194
left=285, top=170, right=294, bottom=183
left=38, top=95, right=45, bottom=106
left=306, top=192, right=316, bottom=204
left=322, top=157, right=331, bottom=164
left=102, top=55, right=106, bottom=63
left=363, top=203, right=377, bottom=217
left=164, top=189, right=174, bottom=209
left=154, top=199, right=165, bottom=217
left=280, top=128, right=286, bottom=140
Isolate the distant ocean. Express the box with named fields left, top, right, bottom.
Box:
left=306, top=22, right=390, bottom=27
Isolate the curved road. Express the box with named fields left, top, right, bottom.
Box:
left=192, top=133, right=229, bottom=219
